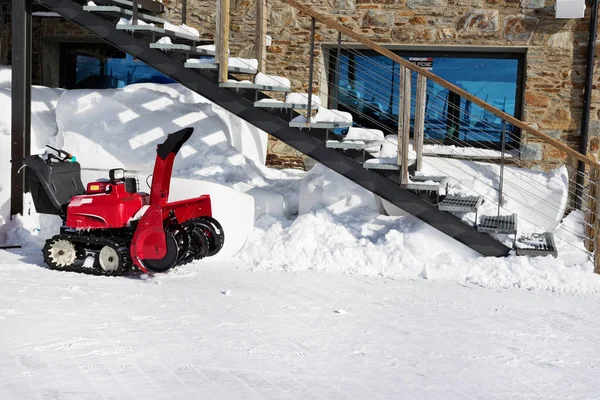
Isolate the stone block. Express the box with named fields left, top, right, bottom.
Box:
left=548, top=31, right=574, bottom=50
left=504, top=14, right=539, bottom=42
left=520, top=142, right=543, bottom=161
left=520, top=0, right=545, bottom=8
left=590, top=121, right=600, bottom=137
left=407, top=0, right=448, bottom=9
left=362, top=10, right=395, bottom=27
left=456, top=9, right=499, bottom=35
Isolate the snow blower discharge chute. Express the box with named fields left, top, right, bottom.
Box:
left=23, top=127, right=224, bottom=276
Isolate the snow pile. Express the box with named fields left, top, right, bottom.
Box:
left=117, top=17, right=154, bottom=26
left=237, top=165, right=599, bottom=294
left=285, top=92, right=320, bottom=106
left=254, top=73, right=290, bottom=89
left=164, top=22, right=199, bottom=38
left=0, top=66, right=10, bottom=88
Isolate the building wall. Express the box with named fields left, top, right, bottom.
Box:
left=169, top=0, right=600, bottom=169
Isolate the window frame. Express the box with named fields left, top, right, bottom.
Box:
left=327, top=47, right=526, bottom=151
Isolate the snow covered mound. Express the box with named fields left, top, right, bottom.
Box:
left=56, top=83, right=267, bottom=169
left=0, top=66, right=10, bottom=88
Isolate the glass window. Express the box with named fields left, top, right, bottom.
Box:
left=331, top=51, right=523, bottom=147
left=65, top=49, right=175, bottom=89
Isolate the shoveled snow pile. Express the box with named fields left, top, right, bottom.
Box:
left=0, top=66, right=10, bottom=88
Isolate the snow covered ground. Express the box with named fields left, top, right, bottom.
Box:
left=2, top=77, right=600, bottom=398
left=2, top=250, right=600, bottom=399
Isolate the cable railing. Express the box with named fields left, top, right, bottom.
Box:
left=126, top=0, right=600, bottom=271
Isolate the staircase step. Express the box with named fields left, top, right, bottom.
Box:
left=478, top=214, right=517, bottom=235
left=289, top=120, right=353, bottom=129
left=150, top=43, right=215, bottom=56
left=326, top=140, right=384, bottom=151
left=363, top=158, right=415, bottom=171
left=83, top=5, right=167, bottom=25
left=254, top=100, right=316, bottom=109
left=116, top=24, right=201, bottom=42
left=90, top=0, right=164, bottom=13
left=404, top=175, right=448, bottom=192
left=515, top=232, right=558, bottom=258
left=222, top=82, right=290, bottom=92
left=438, top=195, right=483, bottom=213
left=185, top=59, right=258, bottom=74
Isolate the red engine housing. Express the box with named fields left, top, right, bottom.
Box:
left=66, top=182, right=149, bottom=229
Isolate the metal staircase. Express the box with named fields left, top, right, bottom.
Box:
left=28, top=0, right=578, bottom=258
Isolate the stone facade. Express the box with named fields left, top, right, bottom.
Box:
left=163, top=0, right=600, bottom=170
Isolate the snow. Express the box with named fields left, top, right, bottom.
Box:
left=164, top=22, right=200, bottom=38
left=117, top=17, right=154, bottom=27
left=1, top=258, right=600, bottom=398
left=0, top=66, right=10, bottom=88
left=155, top=36, right=172, bottom=44
left=254, top=73, right=290, bottom=89
left=285, top=92, right=320, bottom=106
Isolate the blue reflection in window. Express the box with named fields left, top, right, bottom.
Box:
left=73, top=54, right=176, bottom=89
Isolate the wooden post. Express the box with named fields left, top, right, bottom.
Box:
left=414, top=74, right=426, bottom=172
left=255, top=0, right=267, bottom=74
left=397, top=66, right=411, bottom=185
left=217, top=0, right=230, bottom=83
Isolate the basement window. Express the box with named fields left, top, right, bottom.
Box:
left=329, top=49, right=525, bottom=149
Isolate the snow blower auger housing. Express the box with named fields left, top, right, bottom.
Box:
left=23, top=127, right=224, bottom=276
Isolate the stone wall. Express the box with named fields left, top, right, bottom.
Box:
left=171, top=0, right=600, bottom=169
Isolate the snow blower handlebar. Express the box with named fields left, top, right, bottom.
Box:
left=150, top=127, right=194, bottom=205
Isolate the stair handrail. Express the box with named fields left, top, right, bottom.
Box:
left=282, top=0, right=600, bottom=171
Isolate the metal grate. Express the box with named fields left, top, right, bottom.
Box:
left=404, top=175, right=448, bottom=192
left=478, top=214, right=517, bottom=234
left=438, top=195, right=483, bottom=213
left=515, top=232, right=558, bottom=258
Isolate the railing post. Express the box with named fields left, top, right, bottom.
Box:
left=181, top=0, right=187, bottom=25
left=414, top=74, right=426, bottom=172
left=217, top=0, right=230, bottom=83
left=306, top=17, right=316, bottom=125
left=132, top=0, right=138, bottom=25
left=585, top=167, right=600, bottom=273
left=10, top=0, right=31, bottom=218
left=255, top=0, right=267, bottom=74
left=498, top=121, right=507, bottom=217
left=332, top=31, right=341, bottom=109
left=595, top=179, right=600, bottom=274
left=397, top=66, right=411, bottom=185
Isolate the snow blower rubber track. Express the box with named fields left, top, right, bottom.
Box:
left=44, top=233, right=133, bottom=276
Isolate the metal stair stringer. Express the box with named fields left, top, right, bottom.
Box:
left=35, top=0, right=511, bottom=257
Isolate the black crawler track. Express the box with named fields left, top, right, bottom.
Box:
left=43, top=233, right=132, bottom=276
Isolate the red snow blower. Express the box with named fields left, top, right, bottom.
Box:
left=23, top=127, right=224, bottom=276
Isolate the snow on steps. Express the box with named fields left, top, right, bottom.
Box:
left=150, top=38, right=215, bottom=56
left=84, top=5, right=167, bottom=25
left=115, top=20, right=201, bottom=42
left=255, top=92, right=321, bottom=109
left=289, top=108, right=353, bottom=129
left=221, top=73, right=291, bottom=92
left=185, top=57, right=259, bottom=74
left=326, top=127, right=385, bottom=153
